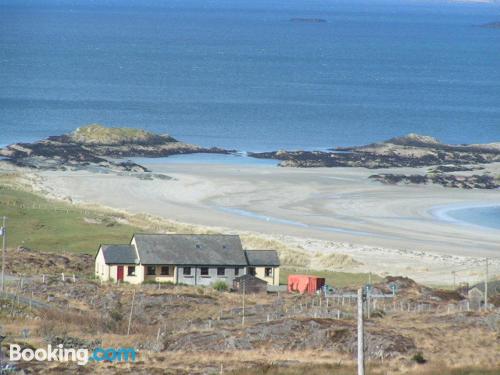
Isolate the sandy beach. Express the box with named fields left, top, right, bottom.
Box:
left=21, top=160, right=500, bottom=285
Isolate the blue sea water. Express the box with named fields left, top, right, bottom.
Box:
left=1, top=0, right=500, bottom=151
left=436, top=205, right=500, bottom=231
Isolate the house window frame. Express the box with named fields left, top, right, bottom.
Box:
left=248, top=267, right=256, bottom=276
left=200, top=267, right=209, bottom=277
left=183, top=267, right=192, bottom=276
left=234, top=267, right=240, bottom=276
left=146, top=266, right=156, bottom=276
left=217, top=267, right=225, bottom=277
left=160, top=266, right=170, bottom=276
left=265, top=267, right=273, bottom=277
left=127, top=266, right=136, bottom=277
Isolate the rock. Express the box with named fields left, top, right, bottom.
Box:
left=165, top=318, right=416, bottom=359
left=290, top=18, right=327, bottom=23
left=369, top=173, right=499, bottom=190
left=249, top=134, right=500, bottom=170
left=480, top=22, right=500, bottom=29
left=46, top=335, right=102, bottom=350
left=0, top=124, right=232, bottom=172
left=385, top=133, right=441, bottom=147
left=430, top=165, right=480, bottom=173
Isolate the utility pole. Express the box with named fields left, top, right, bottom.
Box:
left=452, top=271, right=456, bottom=290
left=1, top=216, right=6, bottom=294
left=241, top=281, right=246, bottom=327
left=484, top=258, right=489, bottom=311
left=357, top=288, right=365, bottom=375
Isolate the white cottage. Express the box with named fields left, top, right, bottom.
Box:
left=95, top=234, right=280, bottom=286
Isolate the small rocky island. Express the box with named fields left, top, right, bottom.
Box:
left=480, top=22, right=500, bottom=29
left=249, top=134, right=500, bottom=189
left=0, top=124, right=231, bottom=172
left=249, top=134, right=500, bottom=169
left=290, top=18, right=327, bottom=23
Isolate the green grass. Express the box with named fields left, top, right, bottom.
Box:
left=71, top=124, right=175, bottom=145
left=0, top=183, right=142, bottom=254
left=280, top=267, right=382, bottom=288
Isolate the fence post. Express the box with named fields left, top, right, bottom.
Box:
left=127, top=289, right=136, bottom=336
left=357, top=288, right=365, bottom=375
left=156, top=327, right=161, bottom=346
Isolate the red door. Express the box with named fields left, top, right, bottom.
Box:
left=117, top=266, right=124, bottom=281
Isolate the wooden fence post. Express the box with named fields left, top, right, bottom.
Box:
left=357, top=288, right=365, bottom=375
left=127, top=289, right=136, bottom=336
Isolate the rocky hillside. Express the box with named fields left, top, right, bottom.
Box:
left=0, top=124, right=231, bottom=171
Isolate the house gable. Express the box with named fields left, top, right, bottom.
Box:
left=100, top=244, right=138, bottom=265
left=245, top=250, right=280, bottom=267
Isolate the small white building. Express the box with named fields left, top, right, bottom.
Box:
left=95, top=233, right=280, bottom=287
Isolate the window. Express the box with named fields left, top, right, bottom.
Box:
left=127, top=266, right=136, bottom=276
left=183, top=267, right=191, bottom=276
left=217, top=267, right=225, bottom=276
left=160, top=266, right=170, bottom=276
left=248, top=267, right=256, bottom=276
left=265, top=267, right=273, bottom=277
left=201, top=267, right=209, bottom=276
left=234, top=267, right=240, bottom=276
left=146, top=266, right=156, bottom=276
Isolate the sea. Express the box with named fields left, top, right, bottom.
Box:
left=1, top=0, right=500, bottom=151
left=1, top=0, right=500, bottom=230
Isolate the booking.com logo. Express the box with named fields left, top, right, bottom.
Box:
left=9, top=344, right=137, bottom=366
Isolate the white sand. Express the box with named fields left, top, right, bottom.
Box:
left=21, top=161, right=500, bottom=285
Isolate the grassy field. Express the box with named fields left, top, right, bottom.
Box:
left=0, top=182, right=142, bottom=254
left=280, top=267, right=382, bottom=288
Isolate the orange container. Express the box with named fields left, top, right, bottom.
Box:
left=287, top=275, right=325, bottom=294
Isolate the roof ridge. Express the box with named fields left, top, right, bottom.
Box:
left=101, top=243, right=132, bottom=246
left=133, top=233, right=239, bottom=236
left=245, top=249, right=278, bottom=252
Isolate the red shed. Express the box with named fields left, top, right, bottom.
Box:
left=287, top=275, right=325, bottom=294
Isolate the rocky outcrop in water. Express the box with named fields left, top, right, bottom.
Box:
left=248, top=134, right=500, bottom=169
left=0, top=124, right=231, bottom=172
left=480, top=22, right=500, bottom=29
left=369, top=173, right=499, bottom=190
left=290, top=18, right=327, bottom=23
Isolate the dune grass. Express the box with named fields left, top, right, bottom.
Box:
left=0, top=182, right=141, bottom=254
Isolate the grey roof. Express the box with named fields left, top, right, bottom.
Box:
left=245, top=250, right=280, bottom=266
left=134, top=234, right=247, bottom=266
left=471, top=280, right=500, bottom=295
left=233, top=274, right=267, bottom=284
left=100, top=244, right=138, bottom=264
